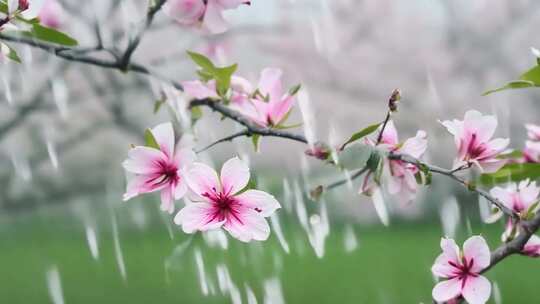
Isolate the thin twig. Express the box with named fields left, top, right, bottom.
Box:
left=196, top=130, right=251, bottom=153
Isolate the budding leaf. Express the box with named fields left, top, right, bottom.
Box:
left=0, top=42, right=21, bottom=63
left=214, top=63, right=237, bottom=97
left=251, top=134, right=261, bottom=152
left=340, top=123, right=381, bottom=150
left=186, top=51, right=216, bottom=72
left=144, top=129, right=160, bottom=150
left=479, top=163, right=540, bottom=186
left=22, top=23, right=78, bottom=46
left=0, top=1, right=7, bottom=14
left=190, top=106, right=203, bottom=126
left=309, top=185, right=324, bottom=201
left=483, top=64, right=540, bottom=95
left=288, top=84, right=302, bottom=96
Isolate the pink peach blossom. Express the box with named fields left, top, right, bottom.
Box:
left=230, top=68, right=296, bottom=127
left=164, top=0, right=250, bottom=34
left=522, top=235, right=540, bottom=257
left=523, top=140, right=540, bottom=163
left=432, top=236, right=492, bottom=304
left=490, top=179, right=540, bottom=241
left=182, top=79, right=219, bottom=100
left=360, top=121, right=428, bottom=204
left=441, top=110, right=509, bottom=173
left=174, top=157, right=280, bottom=242
left=122, top=122, right=196, bottom=214
left=38, top=0, right=63, bottom=28
left=526, top=123, right=540, bottom=141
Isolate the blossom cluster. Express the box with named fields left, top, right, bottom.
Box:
left=122, top=122, right=280, bottom=242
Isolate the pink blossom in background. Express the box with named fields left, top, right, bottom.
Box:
left=441, top=110, right=509, bottom=173
left=526, top=123, right=540, bottom=141
left=522, top=235, right=540, bottom=257
left=163, top=0, right=250, bottom=34
left=174, top=157, right=281, bottom=242
left=122, top=122, right=196, bottom=214
left=490, top=179, right=540, bottom=241
left=360, top=121, right=428, bottom=204
left=182, top=79, right=219, bottom=99
left=38, top=0, right=63, bottom=29
left=490, top=179, right=540, bottom=215
left=230, top=68, right=296, bottom=127
left=523, top=140, right=540, bottom=163
left=431, top=236, right=492, bottom=304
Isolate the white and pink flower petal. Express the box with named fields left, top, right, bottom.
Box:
left=461, top=275, right=491, bottom=304
left=432, top=278, right=462, bottom=303
left=220, top=157, right=250, bottom=195
left=185, top=162, right=221, bottom=197
left=462, top=236, right=491, bottom=273
left=235, top=189, right=281, bottom=217
left=174, top=203, right=226, bottom=233
left=222, top=208, right=271, bottom=242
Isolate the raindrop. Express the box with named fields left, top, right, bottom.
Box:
left=46, top=266, right=65, bottom=304
left=263, top=277, right=285, bottom=304
left=298, top=88, right=316, bottom=146
left=493, top=281, right=502, bottom=304
left=194, top=248, right=210, bottom=296
left=46, top=140, right=59, bottom=170
left=2, top=74, right=12, bottom=105
left=270, top=214, right=290, bottom=254
left=51, top=78, right=69, bottom=119
left=343, top=224, right=359, bottom=253
left=10, top=152, right=32, bottom=181
left=111, top=214, right=127, bottom=281
left=439, top=197, right=460, bottom=238
left=245, top=284, right=258, bottom=304
left=85, top=225, right=99, bottom=260
left=203, top=230, right=229, bottom=250
left=371, top=188, right=390, bottom=226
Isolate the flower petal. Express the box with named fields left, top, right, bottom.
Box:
left=182, top=80, right=218, bottom=99
left=160, top=186, right=175, bottom=214
left=257, top=68, right=283, bottom=100
left=163, top=0, right=206, bottom=25
left=400, top=130, right=427, bottom=159
left=184, top=162, right=221, bottom=197
left=174, top=203, right=225, bottom=233
left=217, top=0, right=248, bottom=9
left=123, top=174, right=166, bottom=201
left=432, top=278, right=462, bottom=303
left=151, top=122, right=176, bottom=158
left=123, top=146, right=166, bottom=174
left=463, top=110, right=497, bottom=143
left=477, top=158, right=507, bottom=174
left=222, top=208, right=270, bottom=242
left=235, top=189, right=281, bottom=217
left=461, top=275, right=491, bottom=304
left=202, top=0, right=229, bottom=34
left=523, top=234, right=540, bottom=257
left=174, top=148, right=197, bottom=169
left=220, top=157, right=250, bottom=195
left=489, top=186, right=513, bottom=211
left=379, top=120, right=398, bottom=146
left=463, top=235, right=491, bottom=272
left=269, top=95, right=294, bottom=125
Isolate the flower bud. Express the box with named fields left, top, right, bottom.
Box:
left=305, top=142, right=330, bottom=160
left=388, top=88, right=401, bottom=112
left=18, top=0, right=29, bottom=11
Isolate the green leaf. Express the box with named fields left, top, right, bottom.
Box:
left=340, top=123, right=381, bottom=150
left=0, top=1, right=7, bottom=14
left=479, top=163, right=540, bottom=185
left=144, top=129, right=160, bottom=150
left=197, top=70, right=214, bottom=82
left=288, top=84, right=302, bottom=96
left=497, top=150, right=523, bottom=160
left=251, top=134, right=261, bottom=152
left=190, top=106, right=203, bottom=126
left=483, top=64, right=540, bottom=95
left=214, top=63, right=237, bottom=97
left=22, top=24, right=78, bottom=46
left=153, top=99, right=165, bottom=114
left=1, top=42, right=21, bottom=63
left=186, top=51, right=216, bottom=72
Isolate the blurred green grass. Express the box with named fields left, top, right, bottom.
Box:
left=0, top=200, right=538, bottom=304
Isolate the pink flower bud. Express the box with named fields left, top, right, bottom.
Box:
left=163, top=0, right=206, bottom=26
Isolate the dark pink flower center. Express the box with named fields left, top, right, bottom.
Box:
left=147, top=159, right=179, bottom=187
left=448, top=257, right=478, bottom=288
left=203, top=189, right=244, bottom=224
left=465, top=134, right=487, bottom=160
